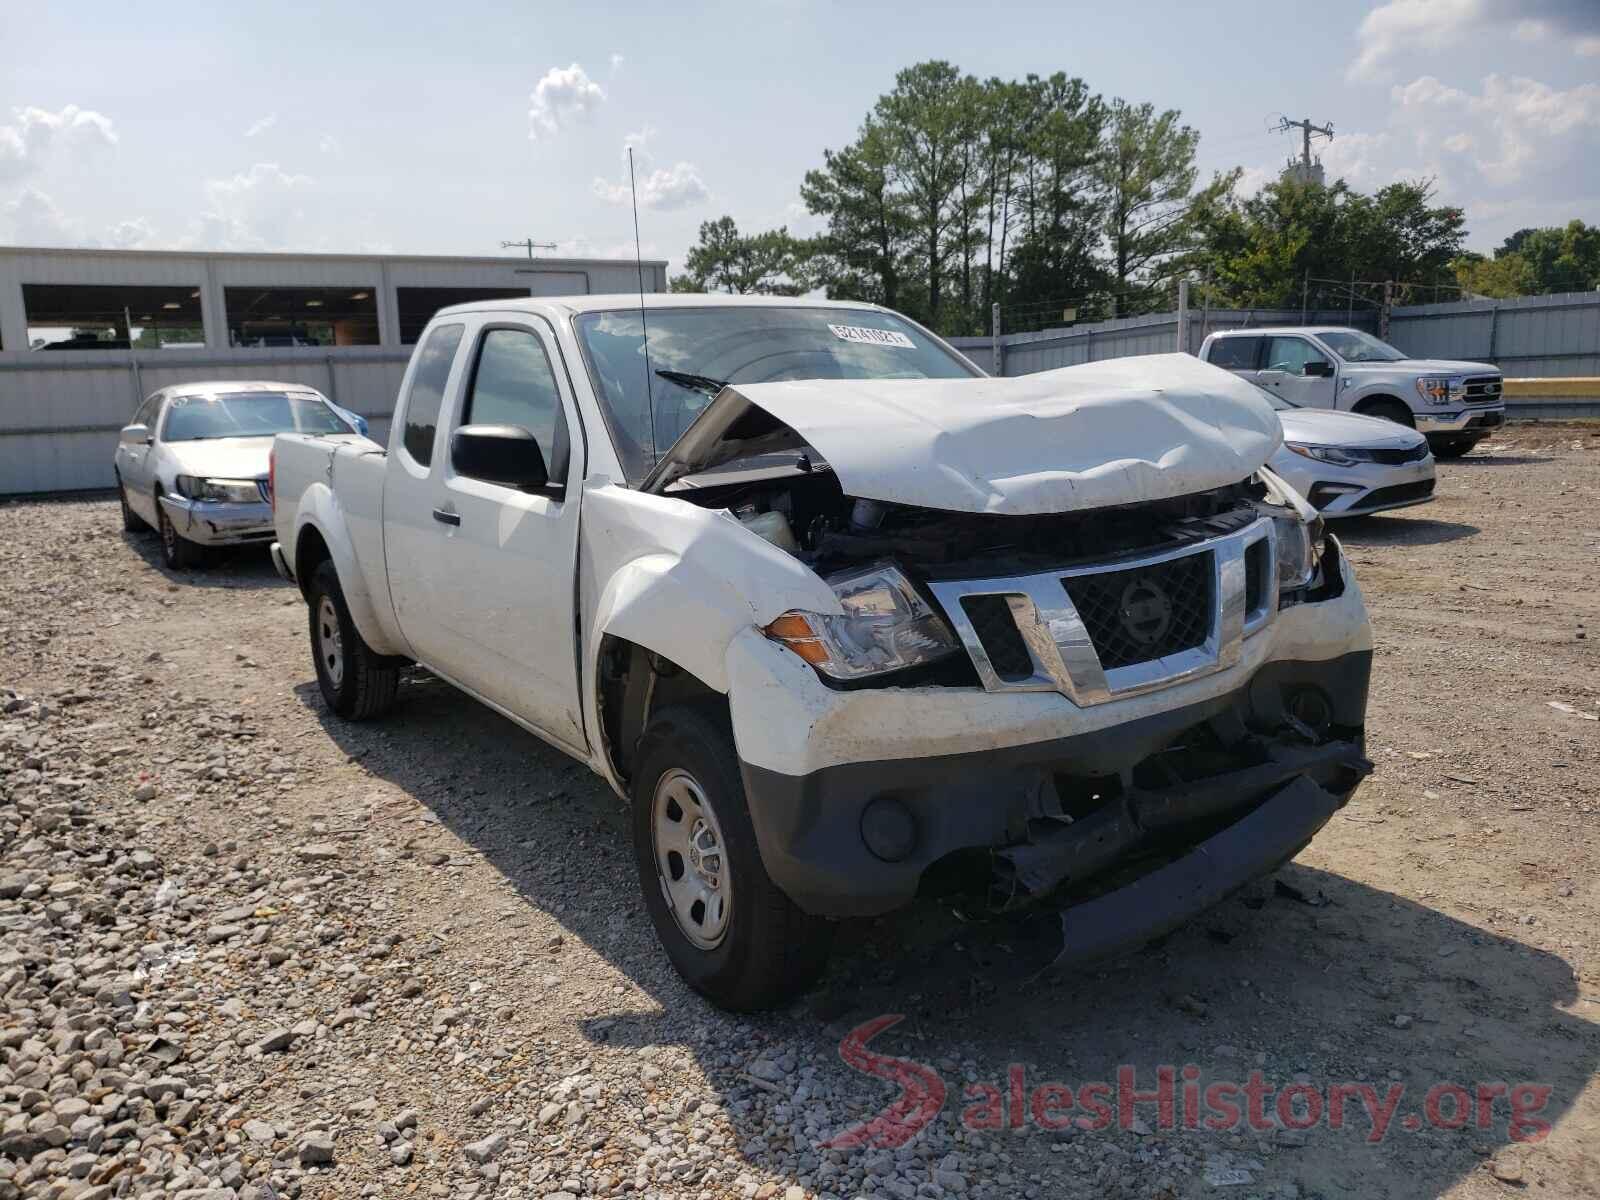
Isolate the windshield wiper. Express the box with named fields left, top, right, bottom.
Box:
left=654, top=369, right=729, bottom=397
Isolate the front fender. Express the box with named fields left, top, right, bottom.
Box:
left=293, top=483, right=408, bottom=658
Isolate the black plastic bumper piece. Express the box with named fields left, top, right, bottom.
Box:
left=1048, top=773, right=1342, bottom=966
left=740, top=651, right=1372, bottom=919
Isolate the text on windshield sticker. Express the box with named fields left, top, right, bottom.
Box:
left=828, top=324, right=915, bottom=349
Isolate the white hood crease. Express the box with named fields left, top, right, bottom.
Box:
left=651, top=353, right=1284, bottom=516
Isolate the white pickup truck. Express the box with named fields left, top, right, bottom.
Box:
left=271, top=294, right=1374, bottom=1010
left=1198, top=325, right=1505, bottom=459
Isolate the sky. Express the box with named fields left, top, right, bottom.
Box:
left=1, top=0, right=1597, bottom=273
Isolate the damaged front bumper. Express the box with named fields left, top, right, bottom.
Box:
left=727, top=538, right=1375, bottom=936
left=158, top=494, right=275, bottom=546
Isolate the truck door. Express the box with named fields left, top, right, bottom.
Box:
left=429, top=319, right=586, bottom=751
left=1258, top=335, right=1337, bottom=409
left=382, top=321, right=468, bottom=665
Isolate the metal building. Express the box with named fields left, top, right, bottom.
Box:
left=0, top=245, right=666, bottom=494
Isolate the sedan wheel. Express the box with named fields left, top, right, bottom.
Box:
left=157, top=502, right=204, bottom=569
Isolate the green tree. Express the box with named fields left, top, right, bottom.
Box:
left=1505, top=220, right=1600, bottom=293
left=801, top=121, right=910, bottom=309
left=1095, top=99, right=1203, bottom=315
left=1453, top=251, right=1535, bottom=298
left=670, top=216, right=806, bottom=295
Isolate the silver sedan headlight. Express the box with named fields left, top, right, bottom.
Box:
left=174, top=476, right=262, bottom=503
left=1285, top=442, right=1365, bottom=467
left=764, top=562, right=960, bottom=680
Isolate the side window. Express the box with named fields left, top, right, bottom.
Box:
left=1265, top=337, right=1329, bottom=374
left=133, top=395, right=159, bottom=430
left=1206, top=337, right=1261, bottom=370
left=459, top=327, right=567, bottom=483
left=400, top=323, right=465, bottom=466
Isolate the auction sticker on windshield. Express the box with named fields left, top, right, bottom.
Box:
left=828, top=324, right=915, bottom=349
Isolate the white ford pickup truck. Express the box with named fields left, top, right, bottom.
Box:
left=271, top=294, right=1374, bottom=1010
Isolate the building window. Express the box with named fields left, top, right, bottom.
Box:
left=224, top=286, right=379, bottom=347
left=396, top=286, right=529, bottom=344
left=22, top=283, right=204, bottom=350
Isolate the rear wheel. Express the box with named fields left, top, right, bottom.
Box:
left=632, top=705, right=833, bottom=1011
left=307, top=559, right=400, bottom=720
left=157, top=499, right=206, bottom=568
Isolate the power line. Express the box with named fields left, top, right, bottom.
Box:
left=500, top=238, right=558, bottom=259
left=1274, top=116, right=1334, bottom=184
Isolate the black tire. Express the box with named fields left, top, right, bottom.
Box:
left=631, top=705, right=833, bottom=1011
left=117, top=474, right=148, bottom=532
left=1428, top=436, right=1478, bottom=460
left=307, top=559, right=400, bottom=720
left=1356, top=398, right=1414, bottom=427
left=156, top=498, right=206, bottom=568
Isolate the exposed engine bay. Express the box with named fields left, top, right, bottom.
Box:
left=666, top=456, right=1275, bottom=579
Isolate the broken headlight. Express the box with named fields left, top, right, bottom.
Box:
left=174, top=476, right=263, bottom=503
left=764, top=562, right=960, bottom=681
left=1258, top=468, right=1327, bottom=591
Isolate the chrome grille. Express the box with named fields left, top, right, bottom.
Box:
left=928, top=518, right=1275, bottom=707
left=1462, top=374, right=1502, bottom=404
left=1366, top=443, right=1431, bottom=465
left=1060, top=552, right=1214, bottom=670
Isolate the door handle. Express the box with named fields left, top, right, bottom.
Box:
left=431, top=508, right=461, bottom=527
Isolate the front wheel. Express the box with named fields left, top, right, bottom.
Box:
left=632, top=705, right=833, bottom=1011
left=307, top=560, right=400, bottom=720
left=157, top=499, right=206, bottom=568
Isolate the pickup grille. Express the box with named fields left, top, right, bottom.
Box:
left=1462, top=374, right=1502, bottom=404
left=1060, top=553, right=1214, bottom=670
left=927, top=518, right=1273, bottom=707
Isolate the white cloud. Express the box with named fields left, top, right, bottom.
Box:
left=106, top=217, right=158, bottom=249
left=609, top=52, right=625, bottom=73
left=1390, top=72, right=1600, bottom=174
left=191, top=162, right=315, bottom=250
left=318, top=134, right=341, bottom=155
left=593, top=160, right=710, bottom=211
left=0, top=186, right=84, bottom=245
left=244, top=112, right=277, bottom=138
left=0, top=103, right=118, bottom=181
left=527, top=63, right=605, bottom=141
left=1579, top=36, right=1600, bottom=56
left=1318, top=131, right=1397, bottom=188
left=1351, top=0, right=1600, bottom=79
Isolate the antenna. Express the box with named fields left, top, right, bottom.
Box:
left=628, top=146, right=658, bottom=470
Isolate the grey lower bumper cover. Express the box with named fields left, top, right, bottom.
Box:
left=1047, top=773, right=1344, bottom=967
left=995, top=738, right=1371, bottom=900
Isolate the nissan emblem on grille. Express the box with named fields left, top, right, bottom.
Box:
left=1119, top=578, right=1172, bottom=645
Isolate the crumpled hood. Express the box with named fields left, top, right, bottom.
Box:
left=1278, top=407, right=1425, bottom=449
left=645, top=353, right=1283, bottom=516
left=162, top=437, right=276, bottom=480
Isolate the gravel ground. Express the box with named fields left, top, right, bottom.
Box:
left=3, top=425, right=1599, bottom=1200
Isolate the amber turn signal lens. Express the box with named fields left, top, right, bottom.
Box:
left=763, top=612, right=832, bottom=666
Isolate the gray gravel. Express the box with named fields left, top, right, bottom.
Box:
left=3, top=430, right=1600, bottom=1199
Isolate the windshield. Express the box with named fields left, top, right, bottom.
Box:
left=1318, top=330, right=1407, bottom=363
left=162, top=392, right=353, bottom=442
left=574, top=305, right=979, bottom=482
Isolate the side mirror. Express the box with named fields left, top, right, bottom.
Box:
left=1302, top=360, right=1334, bottom=378
left=451, top=424, right=552, bottom=492
left=120, top=424, right=152, bottom=445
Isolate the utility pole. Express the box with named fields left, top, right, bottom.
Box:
left=500, top=238, right=557, bottom=259
left=1176, top=279, right=1190, bottom=354
left=1275, top=116, right=1333, bottom=185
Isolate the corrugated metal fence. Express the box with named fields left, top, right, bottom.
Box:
left=952, top=290, right=1600, bottom=380
left=0, top=348, right=407, bottom=496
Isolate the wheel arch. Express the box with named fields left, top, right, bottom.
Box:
left=1351, top=393, right=1415, bottom=426
left=596, top=634, right=727, bottom=790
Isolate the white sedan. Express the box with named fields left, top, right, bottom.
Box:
left=1259, top=386, right=1436, bottom=518
left=113, top=381, right=366, bottom=568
